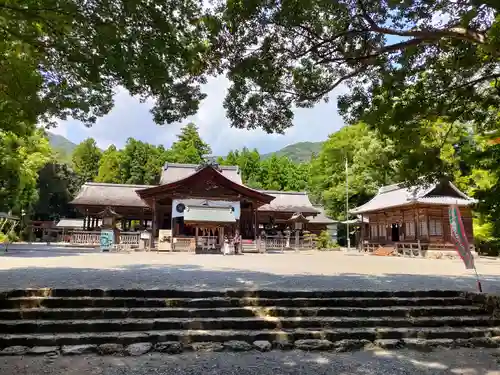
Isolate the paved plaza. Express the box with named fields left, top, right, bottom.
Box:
left=1, top=245, right=500, bottom=292
left=2, top=348, right=500, bottom=375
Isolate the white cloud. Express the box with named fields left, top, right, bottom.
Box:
left=54, top=75, right=346, bottom=155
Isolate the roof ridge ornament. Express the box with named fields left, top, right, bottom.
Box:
left=196, top=159, right=222, bottom=172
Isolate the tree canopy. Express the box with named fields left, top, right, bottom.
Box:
left=32, top=162, right=80, bottom=221
left=71, top=138, right=102, bottom=183
left=0, top=0, right=213, bottom=131
left=170, top=123, right=212, bottom=164
left=210, top=0, right=499, bottom=136
left=0, top=129, right=52, bottom=213
left=309, top=123, right=396, bottom=218
left=67, top=123, right=310, bottom=191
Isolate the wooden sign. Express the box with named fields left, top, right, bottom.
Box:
left=100, top=230, right=114, bottom=252
left=158, top=229, right=172, bottom=251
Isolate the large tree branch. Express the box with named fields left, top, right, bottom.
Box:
left=356, top=0, right=489, bottom=45
left=451, top=73, right=500, bottom=91
left=316, top=37, right=430, bottom=65
left=370, top=24, right=488, bottom=45
left=300, top=66, right=367, bottom=102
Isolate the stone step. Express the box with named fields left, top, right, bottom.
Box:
left=0, top=289, right=466, bottom=299
left=0, top=316, right=496, bottom=334
left=1, top=326, right=498, bottom=348
left=0, top=305, right=484, bottom=320
left=0, top=296, right=476, bottom=309
left=3, top=337, right=500, bottom=356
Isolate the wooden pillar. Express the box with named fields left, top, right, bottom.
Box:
left=254, top=207, right=258, bottom=240
left=414, top=206, right=420, bottom=246
left=151, top=198, right=157, bottom=249
left=360, top=214, right=364, bottom=250
left=140, top=209, right=145, bottom=230
left=426, top=208, right=430, bottom=240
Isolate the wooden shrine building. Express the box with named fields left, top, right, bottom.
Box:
left=350, top=180, right=476, bottom=253
left=70, top=162, right=332, bottom=251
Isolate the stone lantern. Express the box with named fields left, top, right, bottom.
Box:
left=288, top=212, right=309, bottom=251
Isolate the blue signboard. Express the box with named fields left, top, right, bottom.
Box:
left=100, top=230, right=114, bottom=252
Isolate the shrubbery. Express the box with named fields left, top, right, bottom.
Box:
left=316, top=230, right=339, bottom=250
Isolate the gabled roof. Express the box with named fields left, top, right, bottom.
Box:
left=56, top=218, right=85, bottom=228
left=160, top=163, right=242, bottom=185
left=342, top=215, right=369, bottom=224
left=138, top=165, right=274, bottom=204
left=306, top=205, right=338, bottom=224
left=257, top=191, right=318, bottom=214
left=71, top=183, right=152, bottom=207
left=350, top=180, right=476, bottom=214
left=289, top=212, right=309, bottom=223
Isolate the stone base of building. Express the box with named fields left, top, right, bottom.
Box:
left=420, top=249, right=478, bottom=260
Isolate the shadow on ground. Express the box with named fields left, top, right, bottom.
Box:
left=1, top=254, right=500, bottom=374
left=0, top=261, right=499, bottom=293
left=0, top=245, right=100, bottom=258
left=1, top=348, right=499, bottom=375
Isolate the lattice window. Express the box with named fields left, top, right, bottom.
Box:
left=429, top=219, right=443, bottom=236
left=378, top=224, right=386, bottom=239
left=370, top=224, right=377, bottom=238
left=405, top=222, right=415, bottom=237
left=419, top=219, right=428, bottom=237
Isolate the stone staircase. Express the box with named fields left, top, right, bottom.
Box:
left=0, top=289, right=499, bottom=356
left=241, top=241, right=260, bottom=253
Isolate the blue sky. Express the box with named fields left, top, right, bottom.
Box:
left=52, top=75, right=347, bottom=155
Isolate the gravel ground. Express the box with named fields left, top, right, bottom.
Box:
left=0, top=247, right=499, bottom=293
left=1, top=348, right=500, bottom=375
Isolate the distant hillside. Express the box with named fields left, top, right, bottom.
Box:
left=45, top=133, right=323, bottom=164
left=46, top=132, right=77, bottom=163
left=261, top=141, right=323, bottom=163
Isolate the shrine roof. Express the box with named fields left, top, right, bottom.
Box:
left=160, top=163, right=242, bottom=185
left=350, top=180, right=476, bottom=214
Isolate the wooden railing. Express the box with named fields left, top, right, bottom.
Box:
left=363, top=241, right=476, bottom=258
left=261, top=236, right=314, bottom=252
left=395, top=242, right=423, bottom=257
left=70, top=231, right=100, bottom=246
left=120, top=232, right=140, bottom=246
left=264, top=236, right=289, bottom=250
left=173, top=237, right=195, bottom=252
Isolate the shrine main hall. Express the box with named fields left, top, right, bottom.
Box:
left=70, top=162, right=335, bottom=250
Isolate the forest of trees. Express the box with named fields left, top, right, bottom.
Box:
left=1, top=117, right=498, bottom=253
left=0, top=117, right=498, bottom=255
left=24, top=123, right=309, bottom=222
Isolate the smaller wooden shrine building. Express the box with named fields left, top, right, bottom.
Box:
left=350, top=180, right=476, bottom=251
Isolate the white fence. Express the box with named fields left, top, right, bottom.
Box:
left=69, top=231, right=140, bottom=247
left=67, top=231, right=315, bottom=252
left=120, top=232, right=140, bottom=246
left=70, top=231, right=100, bottom=246
left=261, top=236, right=314, bottom=251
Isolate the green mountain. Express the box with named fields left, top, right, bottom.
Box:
left=46, top=132, right=77, bottom=163
left=45, top=132, right=323, bottom=165
left=261, top=141, right=323, bottom=163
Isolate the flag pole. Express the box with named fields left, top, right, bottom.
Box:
left=345, top=157, right=350, bottom=251
left=449, top=204, right=482, bottom=293
left=473, top=265, right=483, bottom=293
